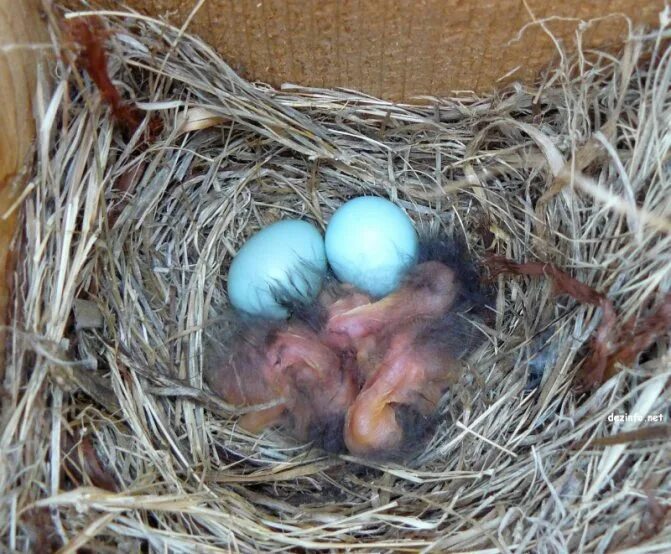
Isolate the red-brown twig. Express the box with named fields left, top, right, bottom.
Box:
left=63, top=16, right=162, bottom=141
left=488, top=255, right=671, bottom=389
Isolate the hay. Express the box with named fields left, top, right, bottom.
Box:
left=2, top=5, right=670, bottom=552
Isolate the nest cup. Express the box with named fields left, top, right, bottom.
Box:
left=2, top=7, right=670, bottom=553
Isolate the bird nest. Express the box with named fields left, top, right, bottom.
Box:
left=2, top=6, right=670, bottom=552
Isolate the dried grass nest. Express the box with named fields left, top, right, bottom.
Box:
left=2, top=6, right=670, bottom=553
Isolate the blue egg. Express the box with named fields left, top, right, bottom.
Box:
left=227, top=220, right=327, bottom=318
left=325, top=197, right=419, bottom=297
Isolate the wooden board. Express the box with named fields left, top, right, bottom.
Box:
left=62, top=0, right=664, bottom=100
left=0, top=0, right=47, bottom=376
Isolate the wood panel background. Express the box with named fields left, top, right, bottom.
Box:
left=0, top=0, right=48, bottom=376
left=63, top=0, right=663, bottom=100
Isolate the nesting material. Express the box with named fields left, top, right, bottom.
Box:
left=1, top=6, right=670, bottom=552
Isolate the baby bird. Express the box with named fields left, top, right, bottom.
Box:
left=329, top=239, right=491, bottom=458
left=204, top=314, right=358, bottom=451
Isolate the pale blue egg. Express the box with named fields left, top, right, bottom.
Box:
left=325, top=197, right=418, bottom=297
left=227, top=220, right=327, bottom=318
